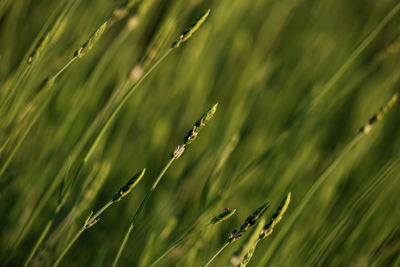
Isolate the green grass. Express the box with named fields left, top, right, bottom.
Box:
left=1, top=0, right=400, bottom=266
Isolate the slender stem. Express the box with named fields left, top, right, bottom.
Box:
left=204, top=242, right=230, bottom=267
left=27, top=203, right=71, bottom=267
left=90, top=201, right=113, bottom=223
left=0, top=134, right=12, bottom=155
left=112, top=158, right=175, bottom=267
left=53, top=228, right=85, bottom=267
left=53, top=201, right=113, bottom=267
left=52, top=57, right=77, bottom=80
left=23, top=201, right=71, bottom=267
left=23, top=219, right=53, bottom=267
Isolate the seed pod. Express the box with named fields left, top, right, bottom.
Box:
left=259, top=192, right=291, bottom=240
left=112, top=168, right=146, bottom=202
left=359, top=94, right=398, bottom=135
left=171, top=9, right=211, bottom=48
left=237, top=202, right=270, bottom=235
left=183, top=103, right=218, bottom=145
left=74, top=21, right=108, bottom=58
left=238, top=247, right=256, bottom=267
left=208, top=208, right=237, bottom=225
left=230, top=218, right=266, bottom=267
left=229, top=202, right=270, bottom=242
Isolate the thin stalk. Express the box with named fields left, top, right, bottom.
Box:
left=204, top=242, right=230, bottom=267
left=0, top=134, right=12, bottom=155
left=52, top=57, right=77, bottom=80
left=24, top=161, right=110, bottom=265
left=23, top=216, right=54, bottom=267
left=52, top=167, right=145, bottom=266
left=22, top=178, right=77, bottom=267
left=53, top=228, right=84, bottom=267
left=53, top=201, right=113, bottom=267
left=112, top=158, right=175, bottom=267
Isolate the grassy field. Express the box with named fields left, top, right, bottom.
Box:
left=1, top=0, right=400, bottom=266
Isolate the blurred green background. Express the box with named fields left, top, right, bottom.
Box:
left=1, top=0, right=400, bottom=266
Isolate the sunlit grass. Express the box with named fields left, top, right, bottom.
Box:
left=1, top=0, right=400, bottom=266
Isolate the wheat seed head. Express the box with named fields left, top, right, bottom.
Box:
left=208, top=208, right=237, bottom=225
left=74, top=21, right=108, bottom=58
left=112, top=168, right=146, bottom=202
left=259, top=192, right=291, bottom=240
left=229, top=202, right=270, bottom=242
left=170, top=103, right=218, bottom=160
left=184, top=103, right=218, bottom=145
left=359, top=93, right=398, bottom=135
left=171, top=9, right=211, bottom=48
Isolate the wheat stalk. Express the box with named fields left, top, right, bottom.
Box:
left=112, top=103, right=218, bottom=267
left=23, top=162, right=111, bottom=267
left=52, top=169, right=145, bottom=267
